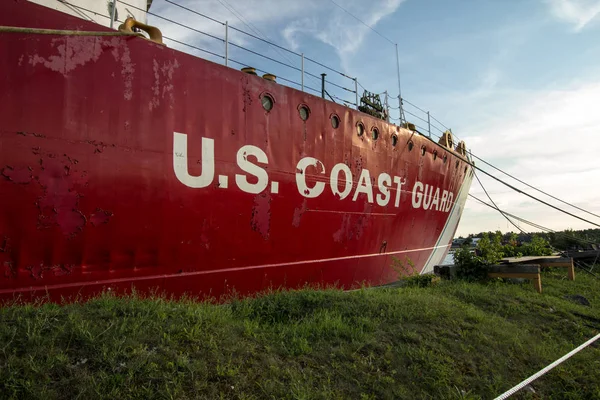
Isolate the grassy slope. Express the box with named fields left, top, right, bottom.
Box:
left=1, top=270, right=600, bottom=400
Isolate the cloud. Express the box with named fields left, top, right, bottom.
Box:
left=280, top=0, right=405, bottom=71
left=454, top=77, right=600, bottom=236
left=545, top=0, right=600, bottom=31
left=149, top=0, right=320, bottom=59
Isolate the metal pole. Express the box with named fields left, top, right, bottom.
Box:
left=384, top=91, right=389, bottom=122
left=427, top=111, right=431, bottom=137
left=354, top=78, right=359, bottom=110
left=398, top=96, right=402, bottom=126
left=110, top=0, right=118, bottom=29
left=301, top=53, right=304, bottom=92
left=225, top=21, right=229, bottom=66
left=321, top=73, right=326, bottom=99
left=395, top=43, right=403, bottom=122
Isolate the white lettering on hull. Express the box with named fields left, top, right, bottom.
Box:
left=173, top=133, right=457, bottom=213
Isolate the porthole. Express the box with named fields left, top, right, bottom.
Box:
left=421, top=145, right=426, bottom=156
left=356, top=122, right=365, bottom=136
left=455, top=160, right=459, bottom=169
left=443, top=154, right=448, bottom=164
left=433, top=150, right=438, bottom=161
left=371, top=127, right=379, bottom=140
left=298, top=105, right=310, bottom=121
left=261, top=94, right=274, bottom=112
left=331, top=114, right=340, bottom=129
left=407, top=141, right=414, bottom=151
left=464, top=166, right=468, bottom=174
left=391, top=134, right=398, bottom=147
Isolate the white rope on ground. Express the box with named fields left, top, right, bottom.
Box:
left=494, top=332, right=600, bottom=399
left=0, top=26, right=140, bottom=37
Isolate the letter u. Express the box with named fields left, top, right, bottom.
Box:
left=173, top=132, right=215, bottom=188
left=422, top=185, right=434, bottom=210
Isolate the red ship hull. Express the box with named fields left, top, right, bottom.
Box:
left=0, top=1, right=472, bottom=302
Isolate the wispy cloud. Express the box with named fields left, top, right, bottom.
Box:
left=545, top=0, right=600, bottom=31
left=149, top=0, right=320, bottom=59
left=281, top=0, right=405, bottom=71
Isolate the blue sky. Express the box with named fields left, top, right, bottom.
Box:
left=150, top=0, right=600, bottom=236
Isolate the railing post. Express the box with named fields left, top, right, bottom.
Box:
left=399, top=96, right=403, bottom=124
left=354, top=78, right=359, bottom=110
left=301, top=53, right=304, bottom=92
left=384, top=91, right=389, bottom=122
left=110, top=0, right=118, bottom=29
left=225, top=21, right=229, bottom=66
left=427, top=111, right=431, bottom=137
left=321, top=73, right=326, bottom=99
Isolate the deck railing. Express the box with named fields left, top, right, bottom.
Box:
left=60, top=0, right=457, bottom=143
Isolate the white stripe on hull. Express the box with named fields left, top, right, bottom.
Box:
left=422, top=168, right=474, bottom=274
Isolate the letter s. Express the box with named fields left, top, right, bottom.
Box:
left=235, top=145, right=269, bottom=194
left=376, top=173, right=391, bottom=206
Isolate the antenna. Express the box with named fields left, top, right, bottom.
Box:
left=395, top=44, right=404, bottom=123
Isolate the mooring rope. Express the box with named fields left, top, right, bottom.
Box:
left=0, top=26, right=141, bottom=37
left=494, top=332, right=600, bottom=399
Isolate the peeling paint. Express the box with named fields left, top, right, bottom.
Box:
left=200, top=219, right=210, bottom=250
left=85, top=139, right=108, bottom=154
left=333, top=203, right=373, bottom=242
left=250, top=192, right=271, bottom=239
left=36, top=156, right=88, bottom=236
left=29, top=36, right=103, bottom=75
left=3, top=262, right=15, bottom=279
left=1, top=166, right=32, bottom=184
left=353, top=155, right=363, bottom=176
left=149, top=59, right=160, bottom=110
left=242, top=78, right=252, bottom=112
left=109, top=38, right=135, bottom=100
left=333, top=214, right=352, bottom=243
left=149, top=58, right=180, bottom=110
left=52, top=264, right=74, bottom=277
left=353, top=203, right=372, bottom=240
left=89, top=208, right=113, bottom=226
left=27, top=36, right=136, bottom=99
left=292, top=199, right=308, bottom=228
left=0, top=145, right=111, bottom=239
left=27, top=263, right=47, bottom=280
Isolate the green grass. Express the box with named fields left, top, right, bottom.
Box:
left=1, top=270, right=600, bottom=399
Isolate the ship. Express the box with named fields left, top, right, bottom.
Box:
left=0, top=0, right=473, bottom=302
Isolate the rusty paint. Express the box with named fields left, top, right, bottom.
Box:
left=333, top=214, right=353, bottom=243
left=3, top=262, right=15, bottom=278
left=250, top=193, right=271, bottom=239
left=52, top=264, right=73, bottom=277
left=292, top=199, right=308, bottom=228
left=27, top=264, right=46, bottom=280
left=2, top=166, right=33, bottom=184
left=200, top=219, right=210, bottom=250
left=89, top=209, right=113, bottom=226
left=36, top=157, right=88, bottom=236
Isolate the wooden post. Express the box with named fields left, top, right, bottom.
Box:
left=534, top=274, right=542, bottom=294
left=538, top=257, right=575, bottom=281
left=569, top=258, right=575, bottom=281
left=487, top=264, right=542, bottom=294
